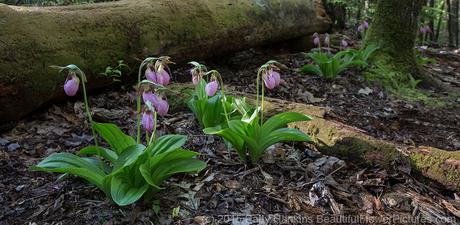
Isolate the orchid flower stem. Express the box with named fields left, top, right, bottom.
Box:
left=149, top=111, right=157, bottom=146
left=214, top=72, right=230, bottom=123
left=261, top=81, right=265, bottom=125
left=80, top=78, right=98, bottom=147
left=136, top=63, right=144, bottom=144
left=146, top=131, right=150, bottom=145
left=256, top=70, right=261, bottom=109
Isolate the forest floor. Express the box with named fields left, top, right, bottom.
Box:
left=1, top=46, right=460, bottom=225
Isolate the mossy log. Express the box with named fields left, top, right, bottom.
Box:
left=0, top=0, right=331, bottom=124
left=165, top=84, right=460, bottom=191
left=262, top=98, right=460, bottom=191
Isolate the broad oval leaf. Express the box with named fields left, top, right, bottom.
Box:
left=31, top=153, right=106, bottom=191
left=113, top=144, right=146, bottom=171
left=93, top=123, right=136, bottom=154
left=110, top=173, right=149, bottom=206
left=147, top=135, right=187, bottom=156
left=78, top=146, right=118, bottom=163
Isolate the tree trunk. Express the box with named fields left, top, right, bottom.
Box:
left=452, top=0, right=459, bottom=47
left=429, top=0, right=435, bottom=41
left=365, top=0, right=447, bottom=90
left=435, top=0, right=445, bottom=42
left=0, top=0, right=331, bottom=125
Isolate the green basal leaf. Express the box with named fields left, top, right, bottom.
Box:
left=147, top=135, right=187, bottom=156
left=78, top=146, right=118, bottom=163
left=31, top=153, right=106, bottom=191
left=113, top=144, right=146, bottom=171
left=110, top=173, right=149, bottom=206
left=93, top=123, right=136, bottom=154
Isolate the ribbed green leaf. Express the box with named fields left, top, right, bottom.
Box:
left=113, top=144, right=145, bottom=171
left=93, top=123, right=136, bottom=154
left=147, top=135, right=187, bottom=156
left=31, top=153, right=106, bottom=191
left=110, top=173, right=149, bottom=206
left=78, top=146, right=118, bottom=163
left=262, top=112, right=312, bottom=134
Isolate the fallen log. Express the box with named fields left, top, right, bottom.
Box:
left=0, top=0, right=331, bottom=124
left=157, top=83, right=460, bottom=192
left=261, top=97, right=460, bottom=192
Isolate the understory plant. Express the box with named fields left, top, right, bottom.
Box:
left=186, top=62, right=233, bottom=128
left=32, top=61, right=206, bottom=206
left=204, top=61, right=312, bottom=165
left=300, top=50, right=367, bottom=79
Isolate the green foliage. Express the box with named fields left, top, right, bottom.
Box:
left=100, top=60, right=130, bottom=82
left=345, top=44, right=379, bottom=65
left=32, top=123, right=206, bottom=206
left=364, top=63, right=421, bottom=96
left=416, top=49, right=437, bottom=65
left=204, top=110, right=312, bottom=165
left=300, top=50, right=367, bottom=79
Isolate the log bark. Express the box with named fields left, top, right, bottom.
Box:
left=167, top=83, right=460, bottom=192
left=262, top=98, right=460, bottom=192
left=0, top=0, right=331, bottom=125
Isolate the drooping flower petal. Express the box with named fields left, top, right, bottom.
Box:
left=341, top=39, right=348, bottom=49
left=363, top=20, right=369, bottom=29
left=64, top=75, right=80, bottom=96
left=155, top=97, right=169, bottom=116
left=324, top=35, right=330, bottom=46
left=141, top=111, right=155, bottom=132
left=156, top=69, right=170, bottom=86
left=269, top=70, right=281, bottom=87
left=263, top=73, right=276, bottom=90
left=205, top=80, right=218, bottom=96
left=145, top=67, right=157, bottom=83
left=313, top=36, right=320, bottom=46
left=142, top=92, right=159, bottom=105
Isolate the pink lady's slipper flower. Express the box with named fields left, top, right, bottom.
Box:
left=341, top=39, right=349, bottom=49
left=141, top=110, right=155, bottom=132
left=156, top=69, right=170, bottom=86
left=190, top=69, right=201, bottom=85
left=263, top=72, right=277, bottom=90
left=313, top=33, right=320, bottom=46
left=205, top=80, right=218, bottom=96
left=155, top=96, right=169, bottom=116
left=358, top=25, right=364, bottom=33
left=324, top=34, right=330, bottom=46
left=424, top=25, right=432, bottom=33
left=145, top=67, right=157, bottom=83
left=64, top=74, right=80, bottom=96
left=363, top=20, right=369, bottom=29
left=269, top=70, right=281, bottom=87
left=142, top=91, right=159, bottom=105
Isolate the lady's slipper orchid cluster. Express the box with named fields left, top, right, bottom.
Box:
left=35, top=59, right=206, bottom=207
left=312, top=32, right=331, bottom=52
left=136, top=56, right=173, bottom=143
left=358, top=20, right=369, bottom=33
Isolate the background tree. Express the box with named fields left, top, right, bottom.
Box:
left=365, top=0, right=447, bottom=90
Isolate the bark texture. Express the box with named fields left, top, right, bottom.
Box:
left=168, top=83, right=460, bottom=191
left=261, top=97, right=460, bottom=192
left=0, top=0, right=331, bottom=124
left=364, top=0, right=447, bottom=90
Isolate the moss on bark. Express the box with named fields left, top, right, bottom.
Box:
left=0, top=0, right=331, bottom=123
left=364, top=0, right=447, bottom=91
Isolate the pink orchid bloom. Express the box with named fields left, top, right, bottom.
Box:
left=205, top=80, right=219, bottom=96
left=64, top=75, right=80, bottom=96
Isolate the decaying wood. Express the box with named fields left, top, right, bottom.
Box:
left=0, top=0, right=331, bottom=124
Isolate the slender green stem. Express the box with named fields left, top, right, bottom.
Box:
left=215, top=72, right=230, bottom=123
left=256, top=70, right=261, bottom=109
left=261, top=81, right=265, bottom=125
left=149, top=111, right=157, bottom=146
left=146, top=131, right=150, bottom=145
left=80, top=77, right=98, bottom=147
left=136, top=64, right=144, bottom=144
